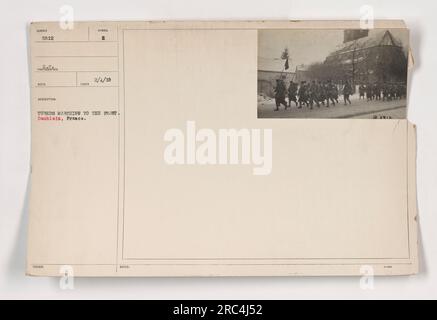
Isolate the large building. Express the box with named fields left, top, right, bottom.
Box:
left=323, top=29, right=408, bottom=85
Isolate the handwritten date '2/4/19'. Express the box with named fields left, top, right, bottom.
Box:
left=94, top=76, right=112, bottom=83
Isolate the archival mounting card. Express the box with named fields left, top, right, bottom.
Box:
left=27, top=20, right=418, bottom=276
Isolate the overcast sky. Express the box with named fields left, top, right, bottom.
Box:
left=258, top=29, right=409, bottom=72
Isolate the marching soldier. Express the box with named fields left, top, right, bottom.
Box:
left=318, top=81, right=326, bottom=106
left=288, top=80, right=298, bottom=107
left=366, top=83, right=373, bottom=101
left=389, top=83, right=396, bottom=100
left=298, top=81, right=308, bottom=108
left=274, top=79, right=288, bottom=111
left=374, top=83, right=381, bottom=100
left=359, top=84, right=365, bottom=100
left=396, top=84, right=402, bottom=100
left=309, top=80, right=320, bottom=109
left=343, top=81, right=352, bottom=105
left=326, top=80, right=336, bottom=107
left=332, top=83, right=339, bottom=104
left=382, top=83, right=389, bottom=101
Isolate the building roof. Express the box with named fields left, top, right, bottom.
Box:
left=327, top=30, right=403, bottom=58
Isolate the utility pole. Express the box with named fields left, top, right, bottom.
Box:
left=351, top=41, right=357, bottom=93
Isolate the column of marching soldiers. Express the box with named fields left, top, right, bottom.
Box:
left=273, top=79, right=407, bottom=111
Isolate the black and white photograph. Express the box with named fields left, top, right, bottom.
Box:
left=258, top=29, right=409, bottom=119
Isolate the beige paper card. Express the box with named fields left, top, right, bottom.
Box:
left=27, top=20, right=418, bottom=276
